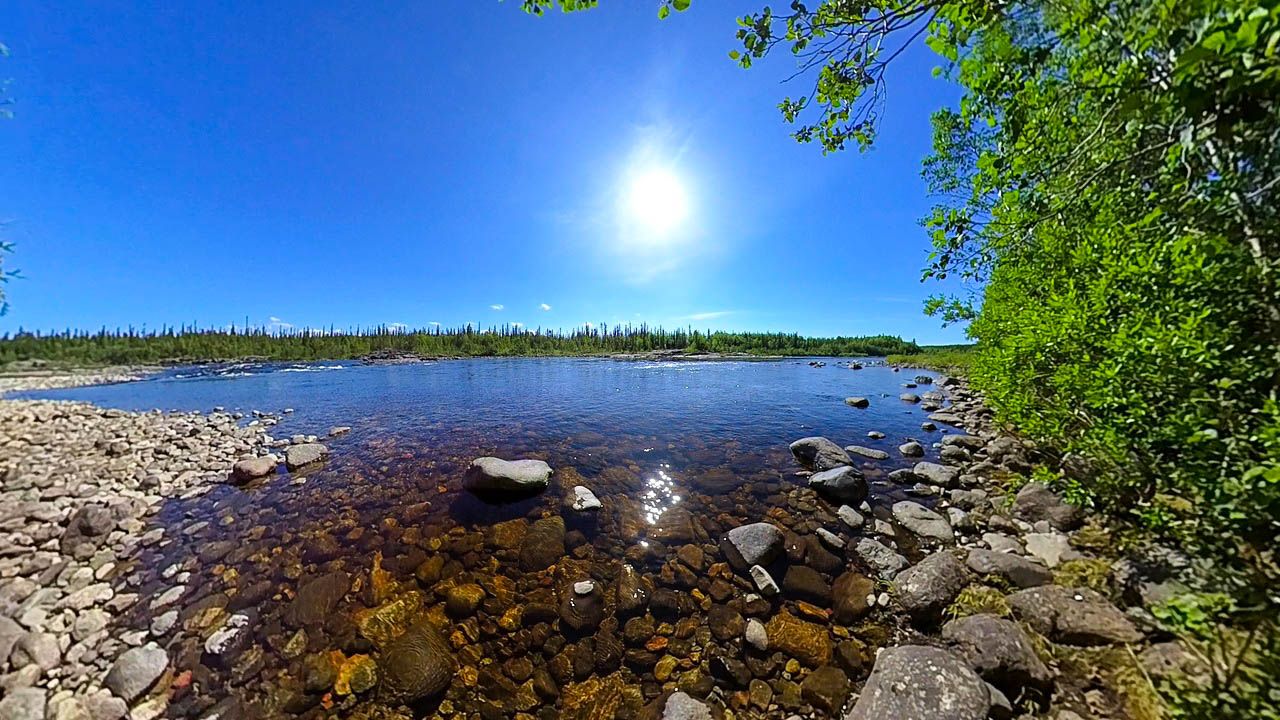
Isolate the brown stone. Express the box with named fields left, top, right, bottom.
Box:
left=765, top=611, right=833, bottom=667
left=832, top=572, right=876, bottom=624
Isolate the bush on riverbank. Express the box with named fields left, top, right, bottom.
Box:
left=913, top=1, right=1280, bottom=714
left=0, top=325, right=921, bottom=365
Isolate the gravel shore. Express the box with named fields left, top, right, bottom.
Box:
left=0, top=371, right=276, bottom=720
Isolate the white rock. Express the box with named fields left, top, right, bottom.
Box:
left=569, top=486, right=601, bottom=511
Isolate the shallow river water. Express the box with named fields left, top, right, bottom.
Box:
left=22, top=358, right=958, bottom=719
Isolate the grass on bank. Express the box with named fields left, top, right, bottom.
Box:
left=885, top=343, right=976, bottom=371
left=0, top=324, right=926, bottom=367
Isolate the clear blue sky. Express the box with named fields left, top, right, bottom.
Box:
left=0, top=2, right=969, bottom=344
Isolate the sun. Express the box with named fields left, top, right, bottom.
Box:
left=624, top=168, right=689, bottom=235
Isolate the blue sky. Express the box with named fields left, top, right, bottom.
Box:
left=0, top=2, right=969, bottom=344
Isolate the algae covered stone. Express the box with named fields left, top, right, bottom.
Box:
left=378, top=620, right=456, bottom=703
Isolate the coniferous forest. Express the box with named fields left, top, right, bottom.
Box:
left=0, top=324, right=922, bottom=366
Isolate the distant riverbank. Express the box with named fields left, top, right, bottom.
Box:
left=0, top=326, right=934, bottom=368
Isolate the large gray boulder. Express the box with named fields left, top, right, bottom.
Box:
left=722, top=522, right=784, bottom=569
left=913, top=462, right=960, bottom=488
left=966, top=549, right=1053, bottom=588
left=378, top=620, right=456, bottom=702
left=1012, top=483, right=1082, bottom=530
left=844, top=645, right=991, bottom=720
left=942, top=614, right=1054, bottom=700
left=231, top=455, right=277, bottom=483
left=809, top=466, right=868, bottom=504
left=789, top=437, right=853, bottom=471
left=463, top=457, right=552, bottom=493
left=892, top=501, right=954, bottom=544
left=104, top=644, right=169, bottom=702
left=284, top=443, right=329, bottom=470
left=893, top=551, right=971, bottom=623
left=1008, top=586, right=1142, bottom=645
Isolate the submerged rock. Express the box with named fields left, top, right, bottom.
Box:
left=464, top=457, right=553, bottom=493
left=744, top=619, right=769, bottom=651
left=802, top=665, right=850, bottom=714
left=808, top=466, right=868, bottom=505
left=837, top=505, right=865, bottom=529
left=783, top=565, right=832, bottom=605
left=845, top=645, right=990, bottom=720
left=750, top=565, right=780, bottom=596
left=765, top=611, right=832, bottom=667
left=568, top=485, right=601, bottom=511
left=519, top=516, right=566, bottom=571
left=378, top=620, right=456, bottom=703
left=723, top=522, right=784, bottom=568
left=616, top=563, right=650, bottom=616
left=844, top=397, right=870, bottom=408
left=789, top=437, right=853, bottom=471
left=659, top=691, right=712, bottom=719
left=846, top=445, right=890, bottom=461
left=559, top=583, right=605, bottom=632
left=832, top=572, right=876, bottom=623
left=285, top=571, right=350, bottom=628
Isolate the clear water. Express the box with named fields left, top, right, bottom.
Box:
left=18, top=358, right=958, bottom=718
left=20, top=358, right=945, bottom=458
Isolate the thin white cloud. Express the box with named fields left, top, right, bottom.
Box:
left=511, top=322, right=523, bottom=328
left=490, top=304, right=504, bottom=311
left=388, top=322, right=408, bottom=331
left=683, top=310, right=733, bottom=322
left=267, top=316, right=293, bottom=330
left=539, top=303, right=552, bottom=311
left=429, top=321, right=441, bottom=327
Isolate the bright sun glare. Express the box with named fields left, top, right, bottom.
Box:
left=625, top=168, right=689, bottom=235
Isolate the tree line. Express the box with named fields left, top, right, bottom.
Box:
left=0, top=324, right=922, bottom=365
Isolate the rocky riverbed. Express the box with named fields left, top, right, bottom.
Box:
left=0, top=368, right=1198, bottom=720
